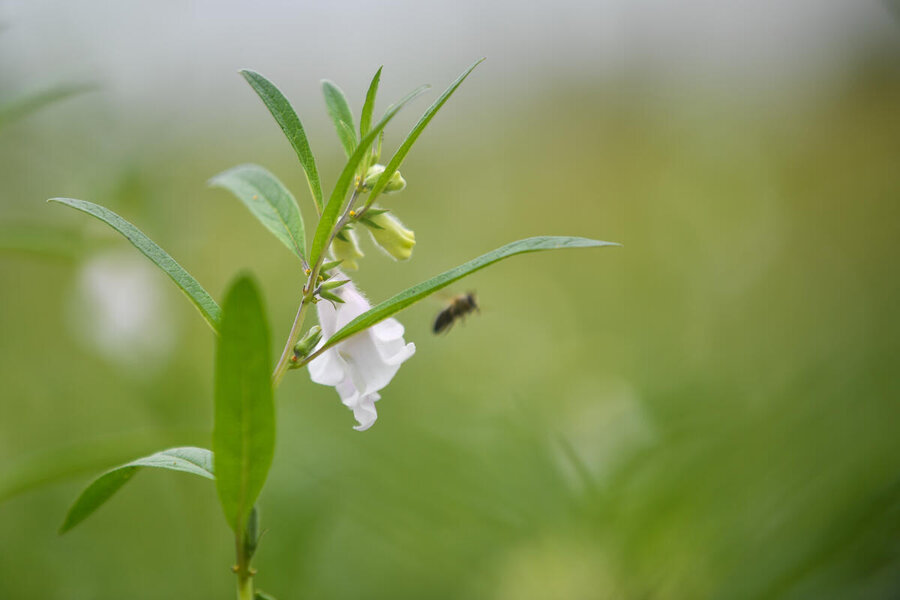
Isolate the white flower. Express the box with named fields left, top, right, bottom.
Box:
left=307, top=278, right=415, bottom=431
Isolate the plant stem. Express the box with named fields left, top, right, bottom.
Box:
left=271, top=185, right=364, bottom=387
left=237, top=572, right=254, bottom=600
left=234, top=531, right=254, bottom=600
left=271, top=295, right=311, bottom=387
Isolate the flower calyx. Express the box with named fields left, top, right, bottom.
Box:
left=315, top=277, right=350, bottom=308
left=320, top=260, right=343, bottom=278
left=290, top=325, right=322, bottom=367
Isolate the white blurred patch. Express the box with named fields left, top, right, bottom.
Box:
left=67, top=251, right=176, bottom=374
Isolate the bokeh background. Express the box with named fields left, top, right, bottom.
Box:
left=2, top=2, right=899, bottom=598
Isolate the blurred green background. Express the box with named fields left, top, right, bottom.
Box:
left=2, top=2, right=899, bottom=599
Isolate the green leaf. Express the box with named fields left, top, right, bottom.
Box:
left=59, top=447, right=213, bottom=534
left=319, top=290, right=345, bottom=305
left=314, top=236, right=619, bottom=353
left=308, top=85, right=430, bottom=269
left=214, top=275, right=275, bottom=534
left=48, top=198, right=222, bottom=332
left=322, top=80, right=357, bottom=157
left=0, top=83, right=96, bottom=130
left=240, top=70, right=324, bottom=214
left=368, top=58, right=484, bottom=205
left=320, top=278, right=350, bottom=290
left=359, top=67, right=383, bottom=138
left=209, top=164, right=306, bottom=263
left=0, top=430, right=205, bottom=505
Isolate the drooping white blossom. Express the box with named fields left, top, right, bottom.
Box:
left=308, top=278, right=415, bottom=431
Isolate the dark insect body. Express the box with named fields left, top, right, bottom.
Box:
left=433, top=292, right=479, bottom=334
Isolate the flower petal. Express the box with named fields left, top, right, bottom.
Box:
left=334, top=379, right=380, bottom=431
left=372, top=317, right=405, bottom=341
left=340, top=335, right=415, bottom=396
left=307, top=345, right=347, bottom=386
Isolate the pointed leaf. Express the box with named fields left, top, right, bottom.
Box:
left=359, top=67, right=382, bottom=138
left=240, top=70, right=324, bottom=214
left=313, top=236, right=619, bottom=354
left=214, top=276, right=275, bottom=533
left=322, top=80, right=357, bottom=156
left=308, top=85, right=429, bottom=269
left=59, top=447, right=213, bottom=534
left=319, top=290, right=345, bottom=305
left=320, top=278, right=350, bottom=290
left=1, top=431, right=202, bottom=505
left=48, top=198, right=222, bottom=332
left=368, top=58, right=484, bottom=205
left=337, top=121, right=357, bottom=152
left=209, top=164, right=306, bottom=262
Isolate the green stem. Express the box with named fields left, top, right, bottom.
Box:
left=271, top=296, right=312, bottom=387
left=271, top=185, right=364, bottom=387
left=234, top=507, right=259, bottom=600
left=234, top=536, right=254, bottom=600
left=237, top=572, right=253, bottom=600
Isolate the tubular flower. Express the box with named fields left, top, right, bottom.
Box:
left=330, top=229, right=365, bottom=271
left=366, top=212, right=415, bottom=261
left=307, top=278, right=415, bottom=431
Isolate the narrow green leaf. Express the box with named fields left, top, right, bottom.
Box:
left=368, top=58, right=484, bottom=205
left=308, top=85, right=430, bottom=269
left=240, top=70, right=324, bottom=214
left=214, top=275, right=275, bottom=534
left=337, top=121, right=357, bottom=152
left=315, top=236, right=619, bottom=352
left=319, top=290, right=345, bottom=305
left=59, top=447, right=213, bottom=534
left=48, top=198, right=222, bottom=332
left=322, top=80, right=357, bottom=157
left=374, top=130, right=384, bottom=163
left=320, top=278, right=350, bottom=290
left=0, top=83, right=96, bottom=130
left=209, top=164, right=306, bottom=262
left=359, top=67, right=383, bottom=138
left=0, top=430, right=206, bottom=505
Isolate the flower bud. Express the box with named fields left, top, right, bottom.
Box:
left=330, top=229, right=364, bottom=270
left=363, top=164, right=406, bottom=194
left=364, top=212, right=415, bottom=261
left=291, top=325, right=322, bottom=364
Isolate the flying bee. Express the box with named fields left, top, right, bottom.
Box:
left=433, top=292, right=479, bottom=334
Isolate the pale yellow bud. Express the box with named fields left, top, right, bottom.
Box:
left=366, top=212, right=415, bottom=261
left=330, top=229, right=364, bottom=270
left=363, top=164, right=407, bottom=194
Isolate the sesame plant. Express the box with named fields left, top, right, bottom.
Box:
left=50, top=59, right=618, bottom=599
